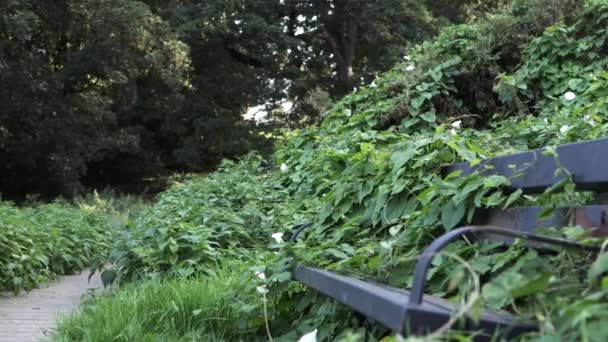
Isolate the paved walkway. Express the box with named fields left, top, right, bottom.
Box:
left=0, top=270, right=103, bottom=342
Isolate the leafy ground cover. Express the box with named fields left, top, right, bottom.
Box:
left=55, top=1, right=608, bottom=341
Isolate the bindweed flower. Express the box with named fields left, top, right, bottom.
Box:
left=298, top=329, right=318, bottom=342
left=451, top=120, right=462, bottom=129
left=564, top=91, right=576, bottom=101
left=271, top=232, right=284, bottom=243
left=406, top=65, right=415, bottom=72
left=256, top=271, right=268, bottom=293
left=584, top=115, right=597, bottom=127
left=403, top=55, right=411, bottom=60
left=256, top=286, right=269, bottom=294
left=280, top=163, right=289, bottom=173
left=560, top=125, right=572, bottom=134
left=345, top=109, right=352, bottom=117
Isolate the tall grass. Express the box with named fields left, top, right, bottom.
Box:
left=52, top=266, right=253, bottom=342
left=75, top=189, right=151, bottom=223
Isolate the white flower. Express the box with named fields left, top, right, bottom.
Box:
left=406, top=65, right=415, bottom=72
left=271, top=232, right=284, bottom=243
left=450, top=128, right=457, bottom=135
left=280, top=163, right=289, bottom=173
left=451, top=120, right=462, bottom=129
left=345, top=109, right=352, bottom=117
left=564, top=91, right=577, bottom=101
left=256, top=272, right=266, bottom=280
left=370, top=81, right=377, bottom=88
left=560, top=125, right=571, bottom=134
left=403, top=55, right=411, bottom=60
left=298, top=329, right=318, bottom=342
left=584, top=115, right=597, bottom=127
left=256, top=286, right=269, bottom=294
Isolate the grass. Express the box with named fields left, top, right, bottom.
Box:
left=52, top=266, right=254, bottom=342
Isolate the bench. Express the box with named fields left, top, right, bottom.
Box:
left=290, top=137, right=608, bottom=340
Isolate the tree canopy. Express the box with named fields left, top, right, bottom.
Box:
left=0, top=0, right=488, bottom=199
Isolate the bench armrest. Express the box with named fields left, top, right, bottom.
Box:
left=289, top=223, right=314, bottom=242
left=409, top=225, right=601, bottom=305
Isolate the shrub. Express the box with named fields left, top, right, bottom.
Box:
left=0, top=201, right=113, bottom=293
left=107, top=154, right=318, bottom=282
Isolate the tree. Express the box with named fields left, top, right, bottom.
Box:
left=0, top=0, right=482, bottom=199
left=287, top=0, right=435, bottom=97
left=0, top=0, right=189, bottom=198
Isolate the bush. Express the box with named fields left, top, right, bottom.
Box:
left=107, top=154, right=318, bottom=282
left=0, top=201, right=114, bottom=293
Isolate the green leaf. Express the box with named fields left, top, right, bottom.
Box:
left=444, top=170, right=463, bottom=180
left=272, top=271, right=292, bottom=282
left=537, top=206, right=556, bottom=220
left=441, top=200, right=466, bottom=230
left=420, top=111, right=437, bottom=123
left=101, top=269, right=117, bottom=288
left=503, top=189, right=523, bottom=209
left=327, top=248, right=349, bottom=259
left=510, top=273, right=551, bottom=298
left=411, top=96, right=426, bottom=109
left=319, top=203, right=333, bottom=223
left=390, top=145, right=416, bottom=169
left=383, top=193, right=409, bottom=223
left=588, top=253, right=608, bottom=283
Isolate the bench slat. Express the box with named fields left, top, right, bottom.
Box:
left=294, top=265, right=536, bottom=338
left=476, top=205, right=608, bottom=238
left=447, top=138, right=608, bottom=194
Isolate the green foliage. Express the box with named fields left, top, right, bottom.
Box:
left=70, top=2, right=608, bottom=341
left=2, top=0, right=575, bottom=199
left=0, top=0, right=191, bottom=198
left=0, top=200, right=114, bottom=293
left=0, top=0, right=271, bottom=199
left=108, top=154, right=317, bottom=282
left=52, top=265, right=255, bottom=341
left=496, top=1, right=608, bottom=112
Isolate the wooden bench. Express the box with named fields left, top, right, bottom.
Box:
left=290, top=138, right=608, bottom=340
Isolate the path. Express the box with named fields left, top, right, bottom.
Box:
left=0, top=270, right=103, bottom=342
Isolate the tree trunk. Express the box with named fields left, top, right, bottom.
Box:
left=322, top=2, right=358, bottom=96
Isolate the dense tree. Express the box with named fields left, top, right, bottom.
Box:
left=0, top=0, right=493, bottom=199
left=0, top=0, right=189, bottom=197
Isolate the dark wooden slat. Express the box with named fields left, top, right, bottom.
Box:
left=294, top=266, right=535, bottom=338
left=475, top=205, right=608, bottom=242
left=446, top=138, right=608, bottom=194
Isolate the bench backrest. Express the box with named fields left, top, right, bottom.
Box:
left=445, top=138, right=608, bottom=237
left=446, top=138, right=608, bottom=193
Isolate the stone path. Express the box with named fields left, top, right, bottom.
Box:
left=0, top=270, right=103, bottom=342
